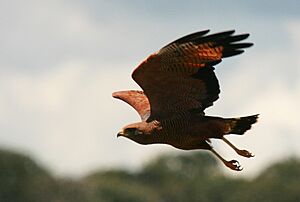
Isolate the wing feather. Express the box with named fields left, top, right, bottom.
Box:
left=112, top=90, right=150, bottom=121
left=131, top=30, right=252, bottom=121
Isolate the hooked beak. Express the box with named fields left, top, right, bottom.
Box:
left=117, top=129, right=124, bottom=138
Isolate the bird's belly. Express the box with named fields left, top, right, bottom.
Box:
left=157, top=116, right=226, bottom=149
left=158, top=129, right=200, bottom=150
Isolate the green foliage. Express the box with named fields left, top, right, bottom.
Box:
left=0, top=149, right=88, bottom=202
left=0, top=149, right=300, bottom=202
left=83, top=170, right=160, bottom=202
left=231, top=158, right=300, bottom=202
left=0, top=149, right=57, bottom=202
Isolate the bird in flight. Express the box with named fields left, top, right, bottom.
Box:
left=112, top=30, right=258, bottom=171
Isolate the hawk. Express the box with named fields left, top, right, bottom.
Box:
left=112, top=30, right=258, bottom=171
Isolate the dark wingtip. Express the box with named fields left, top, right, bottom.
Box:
left=222, top=30, right=236, bottom=35
left=196, top=29, right=210, bottom=35
left=241, top=33, right=250, bottom=39
left=160, top=29, right=211, bottom=49
left=248, top=43, right=254, bottom=47
left=207, top=30, right=236, bottom=38
left=230, top=43, right=254, bottom=49
left=159, top=29, right=253, bottom=60
left=236, top=33, right=250, bottom=39
left=222, top=50, right=245, bottom=58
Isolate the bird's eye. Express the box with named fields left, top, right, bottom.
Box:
left=134, top=130, right=142, bottom=135
left=125, top=128, right=142, bottom=135
left=125, top=128, right=136, bottom=134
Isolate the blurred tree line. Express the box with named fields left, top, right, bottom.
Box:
left=0, top=149, right=299, bottom=202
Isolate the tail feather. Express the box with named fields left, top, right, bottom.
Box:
left=226, top=114, right=259, bottom=135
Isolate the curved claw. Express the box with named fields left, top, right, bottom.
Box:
left=237, top=149, right=255, bottom=158
left=225, top=160, right=243, bottom=171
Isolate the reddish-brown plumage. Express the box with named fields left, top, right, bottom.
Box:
left=113, top=30, right=258, bottom=171
left=112, top=91, right=150, bottom=121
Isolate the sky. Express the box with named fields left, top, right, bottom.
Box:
left=0, top=0, right=300, bottom=178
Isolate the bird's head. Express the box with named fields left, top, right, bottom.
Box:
left=117, top=122, right=155, bottom=144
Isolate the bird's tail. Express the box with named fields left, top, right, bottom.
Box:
left=225, top=114, right=259, bottom=135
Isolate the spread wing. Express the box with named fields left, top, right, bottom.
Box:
left=112, top=90, right=151, bottom=121
left=132, top=30, right=253, bottom=121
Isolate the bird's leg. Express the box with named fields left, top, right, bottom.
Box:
left=222, top=137, right=254, bottom=158
left=210, top=148, right=243, bottom=171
